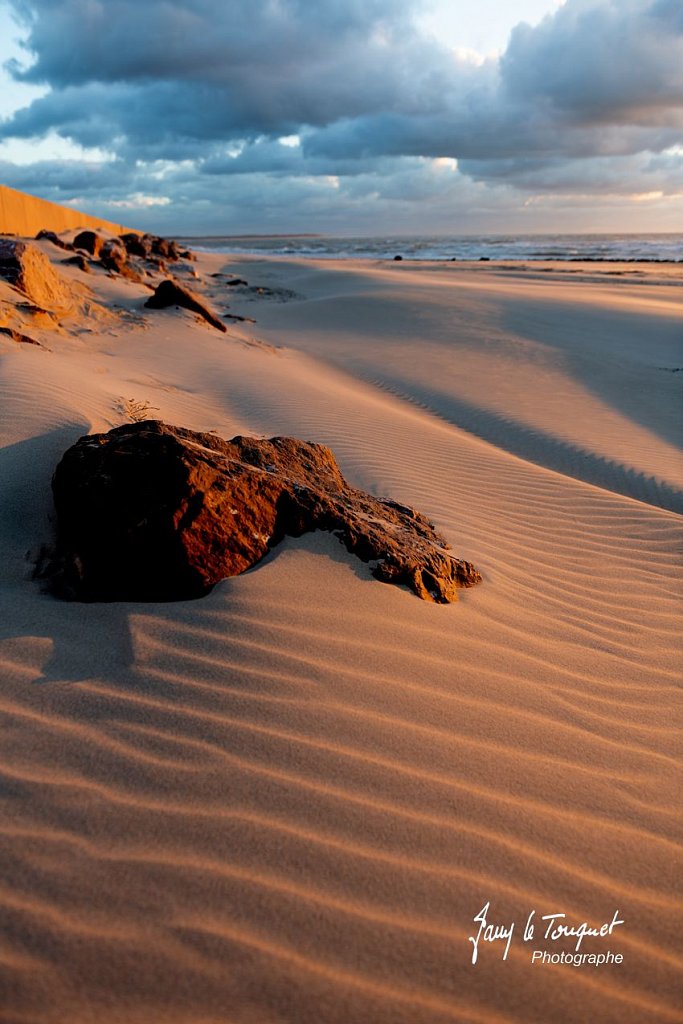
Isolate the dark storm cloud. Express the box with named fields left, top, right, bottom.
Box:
left=302, top=0, right=683, bottom=162
left=2, top=80, right=284, bottom=152
left=5, top=0, right=451, bottom=134
left=1, top=0, right=682, bottom=223
left=500, top=0, right=683, bottom=122
left=7, top=0, right=419, bottom=88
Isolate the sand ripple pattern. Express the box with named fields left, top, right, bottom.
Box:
left=0, top=256, right=681, bottom=1023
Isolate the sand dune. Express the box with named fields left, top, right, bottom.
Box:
left=0, top=238, right=681, bottom=1022
left=0, top=184, right=134, bottom=237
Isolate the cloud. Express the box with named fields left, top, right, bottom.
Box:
left=6, top=0, right=418, bottom=87
left=459, top=149, right=683, bottom=195
left=4, top=0, right=446, bottom=136
left=0, top=156, right=131, bottom=194
left=1, top=0, right=682, bottom=230
left=500, top=0, right=683, bottom=122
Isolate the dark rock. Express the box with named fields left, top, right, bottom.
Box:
left=73, top=230, right=104, bottom=257
left=100, top=239, right=144, bottom=282
left=120, top=233, right=193, bottom=261
left=153, top=237, right=181, bottom=261
left=0, top=326, right=42, bottom=346
left=119, top=232, right=153, bottom=258
left=35, top=230, right=73, bottom=251
left=111, top=232, right=189, bottom=271
left=61, top=254, right=91, bottom=273
left=50, top=421, right=481, bottom=603
left=226, top=278, right=248, bottom=286
left=144, top=278, right=227, bottom=332
left=393, top=255, right=403, bottom=261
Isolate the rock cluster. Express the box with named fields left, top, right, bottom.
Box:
left=50, top=421, right=481, bottom=603
left=35, top=228, right=195, bottom=283
left=30, top=228, right=220, bottom=328
left=118, top=232, right=191, bottom=262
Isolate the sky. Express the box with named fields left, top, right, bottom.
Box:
left=0, top=0, right=681, bottom=236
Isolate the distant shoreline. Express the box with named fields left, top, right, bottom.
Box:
left=178, top=233, right=323, bottom=240
left=174, top=232, right=683, bottom=263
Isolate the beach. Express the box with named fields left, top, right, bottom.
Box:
left=0, top=234, right=681, bottom=1022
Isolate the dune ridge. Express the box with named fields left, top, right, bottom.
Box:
left=0, top=228, right=681, bottom=1023
left=0, top=184, right=135, bottom=238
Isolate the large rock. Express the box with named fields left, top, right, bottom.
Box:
left=50, top=421, right=482, bottom=602
left=0, top=239, right=77, bottom=315
left=73, top=230, right=104, bottom=257
left=144, top=278, right=227, bottom=332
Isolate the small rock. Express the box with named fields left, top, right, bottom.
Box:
left=61, top=254, right=91, bottom=273
left=144, top=278, right=227, bottom=332
left=35, top=230, right=73, bottom=251
left=0, top=326, right=42, bottom=346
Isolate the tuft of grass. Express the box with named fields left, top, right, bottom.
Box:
left=119, top=397, right=160, bottom=422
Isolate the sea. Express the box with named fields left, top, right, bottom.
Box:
left=178, top=233, right=683, bottom=262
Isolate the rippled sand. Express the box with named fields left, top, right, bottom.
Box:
left=1, top=242, right=681, bottom=1022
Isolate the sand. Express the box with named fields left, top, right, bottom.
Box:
left=0, top=236, right=681, bottom=1023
